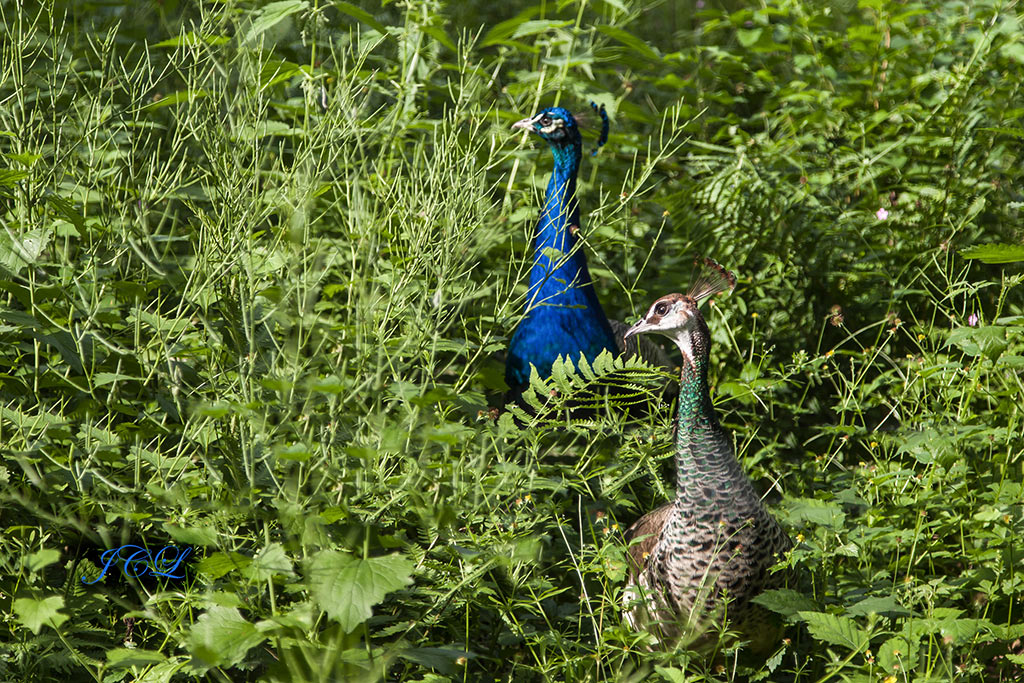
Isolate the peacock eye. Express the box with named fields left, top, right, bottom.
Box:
left=539, top=115, right=552, bottom=126
left=654, top=302, right=669, bottom=316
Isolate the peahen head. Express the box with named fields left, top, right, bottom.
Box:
left=623, top=258, right=736, bottom=368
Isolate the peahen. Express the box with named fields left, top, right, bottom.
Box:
left=505, top=104, right=669, bottom=403
left=621, top=258, right=790, bottom=651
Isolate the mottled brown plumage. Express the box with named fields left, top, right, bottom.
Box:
left=621, top=258, right=790, bottom=651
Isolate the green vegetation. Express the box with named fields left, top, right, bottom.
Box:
left=1, top=0, right=1022, bottom=680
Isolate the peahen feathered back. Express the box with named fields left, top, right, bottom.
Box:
left=621, top=258, right=790, bottom=650
left=505, top=105, right=670, bottom=403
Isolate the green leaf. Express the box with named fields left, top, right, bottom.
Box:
left=245, top=0, right=309, bottom=43
left=796, top=611, right=869, bottom=651
left=25, top=548, right=61, bottom=573
left=198, top=552, right=251, bottom=579
left=654, top=666, right=688, bottom=683
left=595, top=25, right=660, bottom=60
left=152, top=31, right=230, bottom=48
left=141, top=89, right=210, bottom=110
left=783, top=497, right=846, bottom=528
left=397, top=647, right=475, bottom=675
left=245, top=543, right=295, bottom=582
left=334, top=1, right=389, bottom=35
left=306, top=550, right=415, bottom=632
left=13, top=595, right=68, bottom=634
left=846, top=595, right=911, bottom=618
left=511, top=19, right=571, bottom=40
left=960, top=243, right=1024, bottom=263
left=186, top=606, right=267, bottom=669
left=878, top=635, right=919, bottom=672
left=752, top=588, right=816, bottom=618
left=106, top=648, right=167, bottom=668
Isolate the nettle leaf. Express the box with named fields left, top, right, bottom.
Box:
left=946, top=325, right=1010, bottom=359
left=782, top=497, right=846, bottom=529
left=796, top=611, right=870, bottom=652
left=106, top=648, right=167, bottom=669
left=306, top=550, right=415, bottom=632
left=186, top=606, right=267, bottom=669
left=13, top=596, right=68, bottom=634
left=244, top=542, right=295, bottom=582
left=878, top=635, right=919, bottom=672
left=960, top=243, right=1024, bottom=263
left=846, top=595, right=912, bottom=618
left=752, top=588, right=816, bottom=618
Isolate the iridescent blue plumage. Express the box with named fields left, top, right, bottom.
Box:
left=505, top=106, right=619, bottom=398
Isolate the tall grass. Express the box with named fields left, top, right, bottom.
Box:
left=1, top=0, right=1022, bottom=681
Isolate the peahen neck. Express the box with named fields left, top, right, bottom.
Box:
left=671, top=318, right=748, bottom=508
left=527, top=142, right=594, bottom=307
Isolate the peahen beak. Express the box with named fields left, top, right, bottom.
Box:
left=511, top=116, right=536, bottom=131
left=622, top=318, right=649, bottom=340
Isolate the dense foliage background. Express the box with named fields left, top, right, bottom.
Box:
left=2, top=0, right=1023, bottom=680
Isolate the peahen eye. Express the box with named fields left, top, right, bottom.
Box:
left=654, top=302, right=669, bottom=316
left=539, top=115, right=552, bottom=126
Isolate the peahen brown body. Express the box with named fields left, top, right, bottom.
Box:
left=621, top=258, right=790, bottom=651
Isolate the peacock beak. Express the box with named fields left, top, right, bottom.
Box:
left=622, top=318, right=649, bottom=340
left=511, top=116, right=536, bottom=131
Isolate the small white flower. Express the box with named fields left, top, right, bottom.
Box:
left=876, top=207, right=889, bottom=220
left=968, top=313, right=979, bottom=327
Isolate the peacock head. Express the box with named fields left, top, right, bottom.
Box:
left=511, top=106, right=582, bottom=148
left=623, top=258, right=736, bottom=366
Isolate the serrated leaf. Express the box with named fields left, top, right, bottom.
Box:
left=783, top=497, right=846, bottom=528
left=752, top=588, right=816, bottom=618
left=878, top=635, right=919, bottom=671
left=306, top=550, right=414, bottom=632
left=13, top=595, right=68, bottom=634
left=186, top=606, right=267, bottom=669
left=197, top=552, right=250, bottom=579
left=796, top=611, right=869, bottom=651
left=245, top=542, right=294, bottom=582
left=960, top=243, right=1024, bottom=263
left=846, top=595, right=912, bottom=618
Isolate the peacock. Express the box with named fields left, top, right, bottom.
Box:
left=621, top=257, right=790, bottom=651
left=505, top=103, right=669, bottom=403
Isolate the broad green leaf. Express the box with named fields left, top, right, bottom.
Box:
left=25, top=548, right=61, bottom=573
left=306, top=550, right=414, bottom=632
left=245, top=0, right=309, bottom=43
left=878, top=636, right=919, bottom=671
left=107, top=648, right=167, bottom=668
left=397, top=647, right=475, bottom=675
left=13, top=595, right=68, bottom=634
left=186, top=606, right=267, bottom=669
left=245, top=543, right=295, bottom=582
left=752, top=588, right=816, bottom=618
left=960, top=243, right=1024, bottom=263
left=783, top=498, right=846, bottom=528
left=796, top=611, right=869, bottom=651
left=846, top=595, right=911, bottom=618
left=198, top=552, right=252, bottom=580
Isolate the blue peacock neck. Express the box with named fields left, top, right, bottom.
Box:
left=527, top=141, right=595, bottom=309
